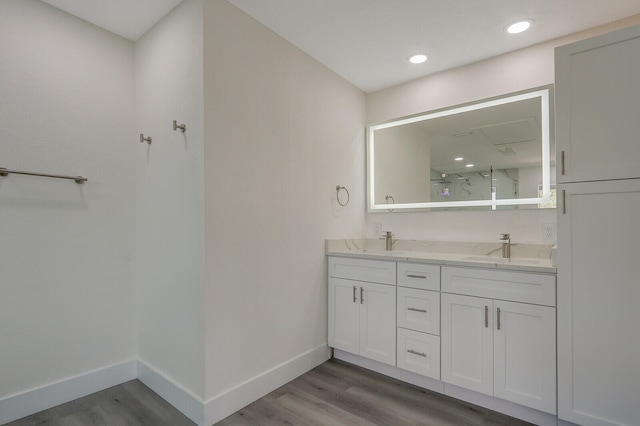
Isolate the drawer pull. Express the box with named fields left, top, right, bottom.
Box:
left=407, top=307, right=427, bottom=313
left=353, top=286, right=356, bottom=303
left=407, top=349, right=427, bottom=358
left=407, top=274, right=427, bottom=279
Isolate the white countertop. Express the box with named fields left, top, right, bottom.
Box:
left=326, top=239, right=556, bottom=274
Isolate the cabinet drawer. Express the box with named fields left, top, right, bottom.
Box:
left=397, top=327, right=440, bottom=380
left=442, top=267, right=555, bottom=306
left=397, top=263, right=440, bottom=290
left=397, top=287, right=440, bottom=335
left=328, top=256, right=396, bottom=285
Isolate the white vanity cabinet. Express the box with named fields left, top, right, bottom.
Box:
left=556, top=25, right=640, bottom=183
left=328, top=257, right=396, bottom=366
left=556, top=24, right=640, bottom=426
left=396, top=263, right=441, bottom=379
left=441, top=267, right=556, bottom=414
left=556, top=179, right=640, bottom=426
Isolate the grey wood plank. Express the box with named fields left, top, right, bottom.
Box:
left=218, top=359, right=534, bottom=426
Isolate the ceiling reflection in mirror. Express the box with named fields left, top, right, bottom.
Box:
left=367, top=87, right=554, bottom=212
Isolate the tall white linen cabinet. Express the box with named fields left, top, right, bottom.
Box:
left=556, top=24, right=640, bottom=426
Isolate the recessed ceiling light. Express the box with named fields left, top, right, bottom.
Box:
left=506, top=19, right=532, bottom=34
left=409, top=54, right=428, bottom=64
left=454, top=157, right=464, bottom=161
left=466, top=164, right=474, bottom=168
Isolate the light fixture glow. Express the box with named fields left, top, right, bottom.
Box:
left=466, top=164, right=474, bottom=168
left=506, top=20, right=532, bottom=34
left=454, top=157, right=464, bottom=161
left=409, top=54, right=427, bottom=64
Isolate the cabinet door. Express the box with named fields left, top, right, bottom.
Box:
left=359, top=281, right=396, bottom=366
left=441, top=293, right=493, bottom=395
left=328, top=277, right=359, bottom=354
left=556, top=25, right=640, bottom=183
left=493, top=301, right=556, bottom=414
left=557, top=179, right=640, bottom=425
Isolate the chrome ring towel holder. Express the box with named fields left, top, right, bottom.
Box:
left=336, top=185, right=350, bottom=206
left=385, top=194, right=395, bottom=212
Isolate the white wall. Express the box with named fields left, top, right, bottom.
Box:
left=0, top=0, right=135, bottom=399
left=135, top=0, right=206, bottom=399
left=365, top=14, right=640, bottom=244
left=202, top=0, right=366, bottom=401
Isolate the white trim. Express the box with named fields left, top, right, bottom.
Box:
left=136, top=359, right=205, bottom=426
left=203, top=344, right=330, bottom=426
left=0, top=347, right=330, bottom=426
left=0, top=360, right=137, bottom=425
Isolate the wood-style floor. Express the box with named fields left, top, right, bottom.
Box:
left=6, top=379, right=195, bottom=426
left=218, top=359, right=533, bottom=425
left=8, top=359, right=533, bottom=426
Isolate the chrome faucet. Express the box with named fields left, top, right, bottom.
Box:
left=500, top=233, right=511, bottom=259
left=381, top=231, right=396, bottom=251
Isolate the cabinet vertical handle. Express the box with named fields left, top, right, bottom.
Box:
left=562, top=189, right=567, bottom=215
left=561, top=150, right=565, bottom=175
left=497, top=307, right=501, bottom=330
left=353, top=286, right=357, bottom=303
left=360, top=287, right=364, bottom=304
left=485, top=306, right=489, bottom=328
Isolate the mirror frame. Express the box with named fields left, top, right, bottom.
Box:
left=366, top=86, right=553, bottom=212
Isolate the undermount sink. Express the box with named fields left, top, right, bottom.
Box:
left=463, top=256, right=541, bottom=265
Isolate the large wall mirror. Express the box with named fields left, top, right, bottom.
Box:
left=367, top=86, right=554, bottom=212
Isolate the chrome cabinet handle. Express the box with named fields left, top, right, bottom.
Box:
left=407, top=349, right=427, bottom=358
left=562, top=189, right=567, bottom=215
left=561, top=150, right=565, bottom=175
left=360, top=287, right=364, bottom=304
left=497, top=307, right=501, bottom=330
left=406, top=274, right=427, bottom=279
left=353, top=286, right=356, bottom=303
left=485, top=306, right=489, bottom=328
left=407, top=307, right=427, bottom=313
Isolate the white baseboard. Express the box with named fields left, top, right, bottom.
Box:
left=0, top=346, right=330, bottom=426
left=0, top=360, right=137, bottom=425
left=203, top=344, right=331, bottom=426
left=136, top=359, right=204, bottom=426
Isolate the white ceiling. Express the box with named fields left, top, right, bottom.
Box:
left=40, top=0, right=640, bottom=92
left=40, top=0, right=183, bottom=41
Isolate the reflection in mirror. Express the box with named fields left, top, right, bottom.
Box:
left=367, top=87, right=554, bottom=211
